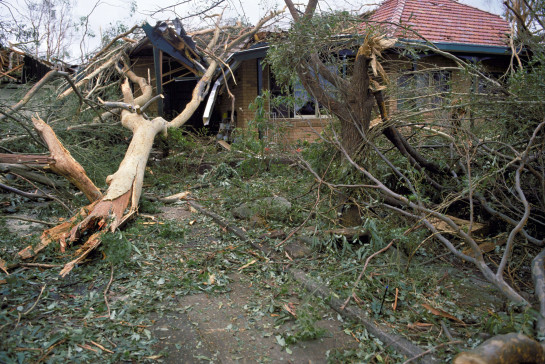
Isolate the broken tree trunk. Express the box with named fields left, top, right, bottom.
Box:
left=18, top=74, right=167, bottom=276
left=32, top=116, right=102, bottom=202
left=453, top=332, right=545, bottom=364
left=18, top=60, right=216, bottom=276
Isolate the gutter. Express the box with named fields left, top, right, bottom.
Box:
left=203, top=60, right=241, bottom=126
left=400, top=39, right=511, bottom=55
left=232, top=46, right=269, bottom=61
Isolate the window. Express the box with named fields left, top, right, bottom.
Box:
left=268, top=67, right=335, bottom=119
left=474, top=72, right=503, bottom=94
left=269, top=72, right=293, bottom=118
left=397, top=70, right=451, bottom=110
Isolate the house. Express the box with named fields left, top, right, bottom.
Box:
left=369, top=0, right=511, bottom=115
left=0, top=45, right=63, bottom=84
left=127, top=20, right=266, bottom=133
left=205, top=0, right=511, bottom=144
left=204, top=38, right=330, bottom=144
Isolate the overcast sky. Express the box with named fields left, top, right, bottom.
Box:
left=73, top=0, right=505, bottom=29
left=3, top=0, right=507, bottom=61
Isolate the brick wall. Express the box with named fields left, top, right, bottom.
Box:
left=383, top=53, right=510, bottom=131
left=216, top=61, right=330, bottom=144
left=265, top=118, right=329, bottom=146
left=217, top=59, right=260, bottom=129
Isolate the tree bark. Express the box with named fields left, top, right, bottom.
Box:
left=453, top=333, right=545, bottom=364
left=533, top=248, right=545, bottom=337
left=32, top=116, right=102, bottom=202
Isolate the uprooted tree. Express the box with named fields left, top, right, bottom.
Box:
left=1, top=8, right=282, bottom=276
left=270, top=0, right=545, bottom=346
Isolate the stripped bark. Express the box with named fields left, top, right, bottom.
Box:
left=32, top=116, right=102, bottom=202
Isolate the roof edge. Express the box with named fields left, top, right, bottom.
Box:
left=402, top=40, right=511, bottom=55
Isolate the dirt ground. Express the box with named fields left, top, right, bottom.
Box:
left=150, top=206, right=358, bottom=363
left=150, top=274, right=356, bottom=363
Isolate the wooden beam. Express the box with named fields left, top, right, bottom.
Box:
left=153, top=47, right=164, bottom=116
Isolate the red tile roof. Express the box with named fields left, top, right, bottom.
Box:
left=369, top=0, right=510, bottom=47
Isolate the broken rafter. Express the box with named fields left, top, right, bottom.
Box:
left=0, top=64, right=23, bottom=80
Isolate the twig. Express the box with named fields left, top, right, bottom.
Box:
left=0, top=215, right=56, bottom=226
left=440, top=321, right=455, bottom=342
left=141, top=94, right=164, bottom=112
left=0, top=109, right=47, bottom=148
left=276, top=151, right=337, bottom=248
left=89, top=25, right=138, bottom=62
left=23, top=284, right=46, bottom=315
left=393, top=287, right=399, bottom=311
left=21, top=263, right=61, bottom=269
left=104, top=263, right=114, bottom=319
left=402, top=340, right=462, bottom=364
left=0, top=182, right=53, bottom=200
left=378, top=281, right=389, bottom=315
left=77, top=344, right=98, bottom=353
left=90, top=340, right=114, bottom=354
left=532, top=248, right=545, bottom=336
left=11, top=173, right=73, bottom=214
left=35, top=338, right=67, bottom=364
left=341, top=239, right=396, bottom=310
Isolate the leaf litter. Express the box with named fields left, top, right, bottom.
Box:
left=0, top=135, right=537, bottom=362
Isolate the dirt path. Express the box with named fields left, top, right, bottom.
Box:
left=151, top=206, right=357, bottom=363
left=151, top=273, right=356, bottom=363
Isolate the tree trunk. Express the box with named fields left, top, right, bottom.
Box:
left=453, top=333, right=545, bottom=364
left=17, top=61, right=213, bottom=276
left=32, top=116, right=102, bottom=202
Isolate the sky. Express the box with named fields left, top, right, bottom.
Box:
left=70, top=0, right=505, bottom=56
left=3, top=0, right=506, bottom=61
left=72, top=0, right=504, bottom=30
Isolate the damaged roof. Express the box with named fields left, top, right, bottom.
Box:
left=132, top=19, right=207, bottom=75
left=1, top=46, right=69, bottom=83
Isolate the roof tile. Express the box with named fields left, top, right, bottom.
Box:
left=369, top=0, right=510, bottom=47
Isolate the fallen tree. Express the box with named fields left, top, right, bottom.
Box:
left=6, top=9, right=283, bottom=276
left=273, top=0, right=545, bottom=347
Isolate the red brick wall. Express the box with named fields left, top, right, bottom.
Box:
left=265, top=118, right=329, bottom=145
left=217, top=59, right=260, bottom=128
